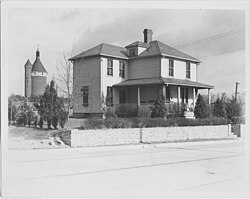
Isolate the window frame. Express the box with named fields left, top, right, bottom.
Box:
left=129, top=48, right=136, bottom=56
left=107, top=59, right=113, bottom=76
left=81, top=86, right=89, bottom=106
left=119, top=61, right=125, bottom=78
left=186, top=62, right=191, bottom=79
left=169, top=59, right=174, bottom=77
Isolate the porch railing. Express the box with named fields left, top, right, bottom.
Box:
left=115, top=103, right=138, bottom=113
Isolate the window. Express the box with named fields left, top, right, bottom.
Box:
left=129, top=48, right=136, bottom=56
left=81, top=86, right=89, bottom=106
left=169, top=59, right=174, bottom=77
left=107, top=59, right=113, bottom=76
left=119, top=61, right=125, bottom=78
left=107, top=86, right=113, bottom=105
left=186, top=62, right=190, bottom=79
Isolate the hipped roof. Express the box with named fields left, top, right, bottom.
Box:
left=69, top=41, right=200, bottom=63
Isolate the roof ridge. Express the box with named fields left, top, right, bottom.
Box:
left=100, top=43, right=104, bottom=54
left=156, top=40, right=201, bottom=63
left=101, top=42, right=124, bottom=48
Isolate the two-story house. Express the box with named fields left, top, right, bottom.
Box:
left=69, top=29, right=213, bottom=118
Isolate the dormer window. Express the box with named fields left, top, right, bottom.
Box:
left=169, top=59, right=174, bottom=77
left=129, top=48, right=136, bottom=56
left=186, top=62, right=190, bottom=79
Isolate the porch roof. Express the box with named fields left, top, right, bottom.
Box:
left=113, top=77, right=214, bottom=89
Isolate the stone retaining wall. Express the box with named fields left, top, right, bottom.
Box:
left=142, top=126, right=231, bottom=143
left=58, top=125, right=236, bottom=147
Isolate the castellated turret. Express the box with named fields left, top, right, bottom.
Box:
left=31, top=48, right=47, bottom=97
left=24, top=47, right=47, bottom=99
left=24, top=59, right=32, bottom=98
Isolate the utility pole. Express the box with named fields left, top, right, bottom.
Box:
left=235, top=82, right=240, bottom=103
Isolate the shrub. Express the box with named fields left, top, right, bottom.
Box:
left=82, top=118, right=105, bottom=130
left=226, top=99, right=242, bottom=120
left=58, top=109, right=68, bottom=129
left=38, top=117, right=44, bottom=129
left=105, top=107, right=117, bottom=118
left=104, top=118, right=133, bottom=129
left=47, top=117, right=52, bottom=129
left=213, top=98, right=226, bottom=117
left=151, top=90, right=167, bottom=118
left=194, top=94, right=208, bottom=119
left=34, top=112, right=39, bottom=128
left=80, top=116, right=228, bottom=130
left=137, top=105, right=152, bottom=117
left=52, top=115, right=58, bottom=129
left=137, top=117, right=176, bottom=128
left=167, top=103, right=179, bottom=118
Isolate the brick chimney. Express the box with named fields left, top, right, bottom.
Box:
left=143, top=29, right=153, bottom=43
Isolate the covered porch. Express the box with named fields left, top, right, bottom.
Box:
left=112, top=77, right=214, bottom=117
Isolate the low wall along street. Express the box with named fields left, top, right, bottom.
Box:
left=58, top=125, right=237, bottom=147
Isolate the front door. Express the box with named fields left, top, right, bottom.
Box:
left=119, top=89, right=126, bottom=103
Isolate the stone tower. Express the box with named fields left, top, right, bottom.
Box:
left=24, top=59, right=32, bottom=98
left=31, top=48, right=48, bottom=98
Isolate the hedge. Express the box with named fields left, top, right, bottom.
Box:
left=80, top=117, right=228, bottom=130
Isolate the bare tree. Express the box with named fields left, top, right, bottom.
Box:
left=56, top=50, right=74, bottom=118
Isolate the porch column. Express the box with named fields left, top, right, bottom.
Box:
left=162, top=84, right=166, bottom=103
left=137, top=86, right=140, bottom=106
left=177, top=86, right=180, bottom=109
left=208, top=88, right=211, bottom=104
left=193, top=88, right=196, bottom=106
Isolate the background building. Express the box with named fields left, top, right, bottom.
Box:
left=24, top=48, right=47, bottom=100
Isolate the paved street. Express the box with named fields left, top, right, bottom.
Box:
left=5, top=139, right=249, bottom=198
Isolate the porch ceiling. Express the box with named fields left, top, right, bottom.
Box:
left=113, top=77, right=214, bottom=89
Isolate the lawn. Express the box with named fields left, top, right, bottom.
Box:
left=9, top=118, right=86, bottom=140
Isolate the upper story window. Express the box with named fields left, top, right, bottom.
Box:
left=129, top=48, right=136, bottom=56
left=169, top=59, right=174, bottom=77
left=119, top=61, right=125, bottom=78
left=107, top=59, right=113, bottom=76
left=186, top=62, right=190, bottom=79
left=81, top=86, right=89, bottom=106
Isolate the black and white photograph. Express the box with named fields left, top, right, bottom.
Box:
left=1, top=1, right=250, bottom=198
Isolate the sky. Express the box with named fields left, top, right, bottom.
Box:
left=5, top=4, right=246, bottom=97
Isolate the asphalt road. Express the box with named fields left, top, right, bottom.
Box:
left=5, top=139, right=249, bottom=198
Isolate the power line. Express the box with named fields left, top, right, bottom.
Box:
left=174, top=27, right=245, bottom=49
left=197, top=47, right=245, bottom=59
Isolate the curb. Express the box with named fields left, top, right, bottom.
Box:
left=48, top=138, right=243, bottom=153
